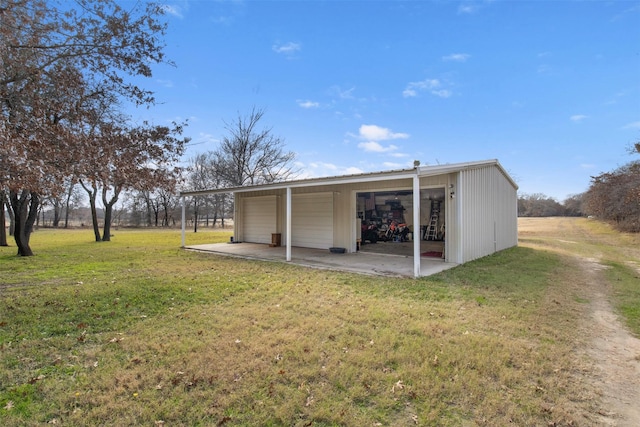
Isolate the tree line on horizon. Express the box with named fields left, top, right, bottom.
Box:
left=519, top=142, right=639, bottom=233
left=4, top=139, right=638, bottom=248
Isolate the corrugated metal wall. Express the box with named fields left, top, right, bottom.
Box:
left=291, top=193, right=334, bottom=249
left=456, top=165, right=517, bottom=263
left=233, top=166, right=517, bottom=261
left=240, top=195, right=277, bottom=244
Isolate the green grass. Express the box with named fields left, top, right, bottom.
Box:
left=0, top=223, right=623, bottom=426
left=604, top=262, right=640, bottom=336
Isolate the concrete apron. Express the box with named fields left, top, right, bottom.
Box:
left=184, top=242, right=458, bottom=278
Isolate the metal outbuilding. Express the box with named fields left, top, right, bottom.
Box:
left=180, top=159, right=518, bottom=278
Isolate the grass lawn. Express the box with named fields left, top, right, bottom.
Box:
left=0, top=221, right=630, bottom=426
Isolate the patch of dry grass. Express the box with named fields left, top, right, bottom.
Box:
left=0, top=225, right=605, bottom=425
left=519, top=216, right=640, bottom=336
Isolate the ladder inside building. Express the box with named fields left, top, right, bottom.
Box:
left=425, top=200, right=441, bottom=241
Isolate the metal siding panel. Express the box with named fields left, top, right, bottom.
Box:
left=242, top=196, right=277, bottom=244
left=332, top=190, right=353, bottom=251
left=459, top=165, right=517, bottom=263
left=292, top=193, right=334, bottom=249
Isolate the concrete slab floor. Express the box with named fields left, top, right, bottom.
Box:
left=184, top=242, right=458, bottom=278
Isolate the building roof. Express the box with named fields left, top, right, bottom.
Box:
left=180, top=158, right=517, bottom=197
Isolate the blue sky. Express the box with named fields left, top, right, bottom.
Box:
left=130, top=0, right=640, bottom=201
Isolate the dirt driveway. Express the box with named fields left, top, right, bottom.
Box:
left=519, top=218, right=640, bottom=426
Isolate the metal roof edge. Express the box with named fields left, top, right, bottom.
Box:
left=180, top=168, right=417, bottom=197
left=418, top=159, right=518, bottom=190
left=179, top=158, right=518, bottom=197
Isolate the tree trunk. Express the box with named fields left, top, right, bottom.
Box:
left=0, top=192, right=8, bottom=246
left=88, top=196, right=101, bottom=242
left=80, top=180, right=101, bottom=242
left=7, top=198, right=15, bottom=236
left=101, top=186, right=121, bottom=241
left=52, top=199, right=61, bottom=227
left=145, top=197, right=153, bottom=226
left=9, top=190, right=39, bottom=256
left=102, top=204, right=113, bottom=241
left=162, top=206, right=169, bottom=227
left=153, top=200, right=160, bottom=227
left=64, top=184, right=73, bottom=228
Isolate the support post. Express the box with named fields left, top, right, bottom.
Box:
left=286, top=187, right=292, bottom=261
left=413, top=174, right=421, bottom=278
left=181, top=197, right=186, bottom=248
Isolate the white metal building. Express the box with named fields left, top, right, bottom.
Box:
left=180, top=159, right=518, bottom=277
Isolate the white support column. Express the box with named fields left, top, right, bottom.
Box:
left=232, top=192, right=237, bottom=242
left=181, top=197, right=186, bottom=247
left=413, top=174, right=421, bottom=278
left=351, top=190, right=358, bottom=252
left=286, top=186, right=292, bottom=261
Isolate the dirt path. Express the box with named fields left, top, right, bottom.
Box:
left=519, top=218, right=640, bottom=426
left=578, top=257, right=640, bottom=426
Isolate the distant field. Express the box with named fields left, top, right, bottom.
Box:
left=1, top=219, right=637, bottom=426
left=519, top=217, right=640, bottom=336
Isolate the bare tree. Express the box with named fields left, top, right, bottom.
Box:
left=1, top=0, right=172, bottom=255
left=63, top=179, right=83, bottom=228
left=562, top=193, right=584, bottom=217
left=517, top=193, right=564, bottom=217
left=77, top=121, right=188, bottom=241
left=185, top=153, right=215, bottom=232
left=214, top=107, right=297, bottom=187
left=78, top=179, right=101, bottom=242
left=584, top=161, right=640, bottom=232
left=157, top=187, right=180, bottom=227
left=0, top=190, right=8, bottom=246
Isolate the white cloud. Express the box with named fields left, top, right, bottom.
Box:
left=570, top=115, right=588, bottom=123
left=211, top=15, right=235, bottom=25
left=192, top=132, right=219, bottom=147
left=610, top=4, right=640, bottom=22
left=309, top=161, right=337, bottom=170
left=299, top=162, right=364, bottom=179
left=580, top=163, right=596, bottom=169
left=402, top=88, right=417, bottom=98
left=431, top=89, right=452, bottom=98
left=358, top=141, right=398, bottom=153
left=272, top=42, right=301, bottom=55
left=344, top=166, right=364, bottom=175
left=382, top=162, right=405, bottom=169
left=458, top=4, right=478, bottom=14
left=537, top=64, right=551, bottom=74
left=457, top=0, right=494, bottom=15
left=359, top=124, right=409, bottom=141
left=442, top=53, right=470, bottom=62
left=403, top=78, right=451, bottom=98
left=156, top=79, right=174, bottom=88
left=297, top=100, right=319, bottom=109
left=329, top=85, right=356, bottom=100
left=161, top=4, right=184, bottom=18
left=622, top=121, right=640, bottom=129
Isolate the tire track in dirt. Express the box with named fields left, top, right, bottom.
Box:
left=576, top=257, right=640, bottom=426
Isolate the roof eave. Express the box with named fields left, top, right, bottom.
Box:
left=179, top=158, right=518, bottom=198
